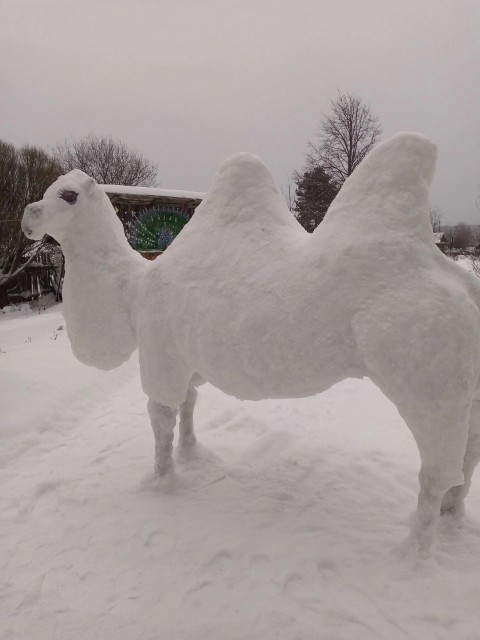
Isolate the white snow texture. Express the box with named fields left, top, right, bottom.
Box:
left=3, top=304, right=480, bottom=640
left=22, top=132, right=480, bottom=554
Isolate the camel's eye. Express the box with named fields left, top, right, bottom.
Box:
left=58, top=189, right=78, bottom=204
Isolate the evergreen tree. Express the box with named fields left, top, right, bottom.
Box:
left=294, top=166, right=338, bottom=232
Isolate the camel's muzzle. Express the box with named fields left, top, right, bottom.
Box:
left=22, top=203, right=45, bottom=240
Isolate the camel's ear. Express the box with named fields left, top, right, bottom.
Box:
left=82, top=175, right=97, bottom=195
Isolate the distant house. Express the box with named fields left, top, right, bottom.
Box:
left=433, top=231, right=449, bottom=253
left=100, top=185, right=205, bottom=260
left=4, top=241, right=63, bottom=307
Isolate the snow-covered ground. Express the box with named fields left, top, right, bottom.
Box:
left=1, top=305, right=480, bottom=640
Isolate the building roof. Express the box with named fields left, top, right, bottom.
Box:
left=99, top=184, right=205, bottom=208
left=433, top=232, right=448, bottom=244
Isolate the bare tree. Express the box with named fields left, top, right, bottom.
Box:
left=54, top=134, right=158, bottom=186
left=464, top=253, right=480, bottom=277
left=308, top=91, right=382, bottom=186
left=281, top=176, right=297, bottom=212
left=429, top=206, right=443, bottom=232
left=451, top=222, right=473, bottom=250
left=0, top=141, right=61, bottom=292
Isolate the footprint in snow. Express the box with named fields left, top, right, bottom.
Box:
left=183, top=550, right=233, bottom=602
left=202, top=409, right=240, bottom=432
left=201, top=549, right=233, bottom=577
left=284, top=572, right=312, bottom=601
left=17, top=481, right=57, bottom=521
left=249, top=554, right=272, bottom=582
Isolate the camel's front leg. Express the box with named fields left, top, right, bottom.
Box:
left=147, top=399, right=177, bottom=476
left=178, top=373, right=204, bottom=460
left=179, top=383, right=198, bottom=454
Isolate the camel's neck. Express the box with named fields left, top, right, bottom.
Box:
left=61, top=194, right=147, bottom=370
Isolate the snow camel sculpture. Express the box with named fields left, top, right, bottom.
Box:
left=22, top=133, right=480, bottom=554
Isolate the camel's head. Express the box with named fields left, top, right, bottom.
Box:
left=22, top=169, right=98, bottom=243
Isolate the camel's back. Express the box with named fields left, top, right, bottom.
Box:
left=139, top=154, right=363, bottom=401
left=138, top=136, right=480, bottom=403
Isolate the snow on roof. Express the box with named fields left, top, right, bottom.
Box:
left=433, top=232, right=447, bottom=243
left=23, top=240, right=62, bottom=258
left=99, top=184, right=205, bottom=200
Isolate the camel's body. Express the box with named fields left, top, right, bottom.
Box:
left=23, top=133, right=480, bottom=554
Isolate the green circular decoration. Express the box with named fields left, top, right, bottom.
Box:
left=129, top=207, right=189, bottom=252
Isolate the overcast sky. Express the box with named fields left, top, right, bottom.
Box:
left=1, top=0, right=479, bottom=223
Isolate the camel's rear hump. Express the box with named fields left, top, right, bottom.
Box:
left=317, top=132, right=438, bottom=246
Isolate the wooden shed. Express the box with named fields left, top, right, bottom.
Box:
left=100, top=185, right=205, bottom=260
left=433, top=231, right=449, bottom=253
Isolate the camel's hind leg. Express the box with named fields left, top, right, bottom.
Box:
left=395, top=399, right=470, bottom=555
left=442, top=394, right=480, bottom=516
left=147, top=399, right=178, bottom=476
left=358, top=359, right=471, bottom=553
left=353, top=305, right=476, bottom=554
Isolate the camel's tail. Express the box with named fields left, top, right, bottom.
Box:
left=317, top=132, right=438, bottom=243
